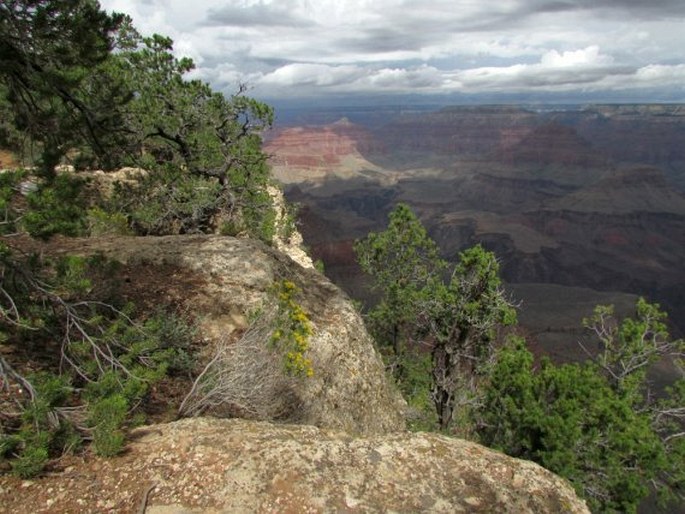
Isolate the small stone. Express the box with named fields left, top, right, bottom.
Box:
left=465, top=497, right=482, bottom=507
left=345, top=494, right=360, bottom=508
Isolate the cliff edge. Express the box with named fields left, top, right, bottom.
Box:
left=0, top=234, right=590, bottom=513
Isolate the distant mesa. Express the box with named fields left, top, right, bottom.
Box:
left=264, top=119, right=387, bottom=183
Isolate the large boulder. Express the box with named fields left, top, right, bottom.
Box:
left=43, top=234, right=406, bottom=435
left=0, top=418, right=590, bottom=513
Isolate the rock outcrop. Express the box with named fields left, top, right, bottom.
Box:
left=41, top=234, right=406, bottom=435
left=1, top=234, right=592, bottom=514
left=0, top=418, right=590, bottom=513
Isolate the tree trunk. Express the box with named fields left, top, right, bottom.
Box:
left=432, top=343, right=453, bottom=430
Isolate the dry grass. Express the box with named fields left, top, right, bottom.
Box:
left=0, top=149, right=20, bottom=169
left=178, top=310, right=302, bottom=421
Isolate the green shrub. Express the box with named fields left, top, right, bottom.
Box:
left=0, top=435, right=21, bottom=459
left=10, top=441, right=49, bottom=478
left=88, top=394, right=127, bottom=457
left=22, top=174, right=88, bottom=239
left=0, top=169, right=24, bottom=235
left=0, top=249, right=197, bottom=475
left=141, top=312, right=196, bottom=375
left=111, top=164, right=223, bottom=235
left=0, top=373, right=77, bottom=477
left=86, top=207, right=132, bottom=236
left=397, top=349, right=437, bottom=432
left=219, top=219, right=244, bottom=236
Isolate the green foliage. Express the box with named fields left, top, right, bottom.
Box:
left=400, top=349, right=438, bottom=432
left=0, top=248, right=196, bottom=475
left=0, top=0, right=131, bottom=174
left=353, top=205, right=683, bottom=510
left=355, top=204, right=515, bottom=431
left=87, top=393, right=127, bottom=457
left=276, top=199, right=299, bottom=243
left=270, top=280, right=314, bottom=377
left=1, top=1, right=280, bottom=241
left=22, top=174, right=88, bottom=239
left=104, top=30, right=277, bottom=240
left=10, top=442, right=49, bottom=478
left=0, top=168, right=90, bottom=240
left=86, top=207, right=131, bottom=236
left=53, top=254, right=92, bottom=295
left=313, top=259, right=326, bottom=274
left=426, top=244, right=517, bottom=430
left=477, top=302, right=684, bottom=513
left=583, top=297, right=681, bottom=399
left=476, top=336, right=537, bottom=454
left=0, top=169, right=24, bottom=234
left=354, top=203, right=443, bottom=373
left=2, top=372, right=79, bottom=478
left=139, top=312, right=196, bottom=375
left=111, top=164, right=223, bottom=235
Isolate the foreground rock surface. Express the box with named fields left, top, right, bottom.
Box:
left=0, top=418, right=590, bottom=514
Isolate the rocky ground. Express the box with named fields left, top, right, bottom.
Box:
left=0, top=418, right=590, bottom=514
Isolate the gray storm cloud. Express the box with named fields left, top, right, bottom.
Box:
left=99, top=0, right=685, bottom=101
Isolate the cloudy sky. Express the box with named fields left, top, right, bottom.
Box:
left=99, top=0, right=685, bottom=104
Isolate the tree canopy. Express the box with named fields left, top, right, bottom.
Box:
left=0, top=0, right=129, bottom=173
left=354, top=203, right=442, bottom=365
left=355, top=204, right=516, bottom=430
left=356, top=203, right=684, bottom=513
left=0, top=0, right=277, bottom=239
left=478, top=320, right=683, bottom=513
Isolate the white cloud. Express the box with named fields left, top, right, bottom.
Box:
left=540, top=46, right=614, bottom=67
left=260, top=63, right=367, bottom=87
left=632, top=64, right=685, bottom=87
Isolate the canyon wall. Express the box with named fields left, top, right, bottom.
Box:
left=268, top=105, right=685, bottom=350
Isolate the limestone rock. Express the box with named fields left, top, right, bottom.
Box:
left=46, top=234, right=406, bottom=435
left=267, top=184, right=315, bottom=269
